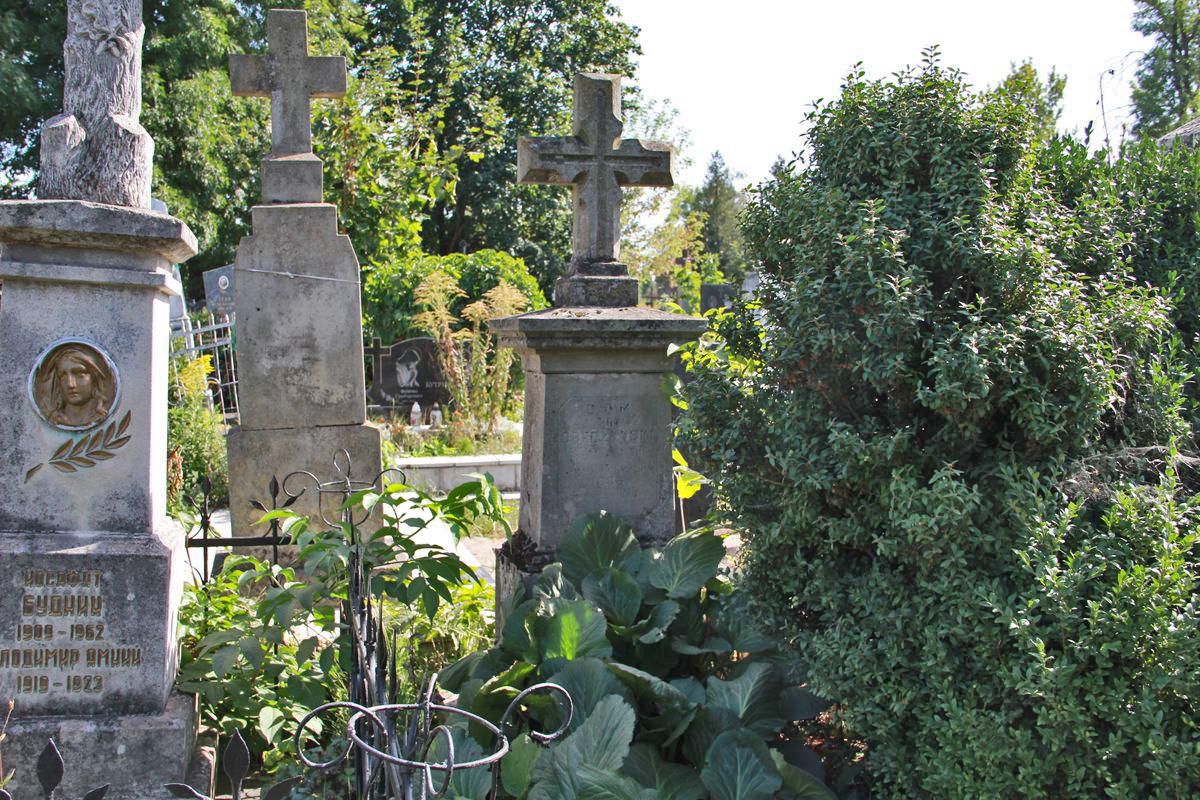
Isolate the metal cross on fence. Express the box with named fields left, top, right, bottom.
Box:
left=517, top=73, right=673, bottom=267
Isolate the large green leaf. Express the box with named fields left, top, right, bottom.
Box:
left=534, top=599, right=612, bottom=661
left=770, top=751, right=837, bottom=800
left=582, top=567, right=643, bottom=627
left=705, top=662, right=785, bottom=736
left=621, top=743, right=707, bottom=800
left=530, top=695, right=637, bottom=800
left=614, top=600, right=681, bottom=645
left=608, top=662, right=697, bottom=745
left=779, top=686, right=831, bottom=723
left=426, top=727, right=492, bottom=799
left=577, top=765, right=657, bottom=800
left=535, top=564, right=580, bottom=604
left=502, top=734, right=540, bottom=797
left=700, top=729, right=783, bottom=800
left=645, top=533, right=725, bottom=599
left=548, top=658, right=632, bottom=732
left=681, top=705, right=738, bottom=766
left=558, top=512, right=640, bottom=585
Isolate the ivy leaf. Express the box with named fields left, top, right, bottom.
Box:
left=700, top=729, right=782, bottom=800
left=210, top=646, right=239, bottom=679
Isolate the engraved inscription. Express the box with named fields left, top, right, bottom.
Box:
left=1, top=567, right=140, bottom=702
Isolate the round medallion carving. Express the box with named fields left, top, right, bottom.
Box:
left=29, top=340, right=120, bottom=431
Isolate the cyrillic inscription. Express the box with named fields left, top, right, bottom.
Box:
left=2, top=567, right=139, bottom=701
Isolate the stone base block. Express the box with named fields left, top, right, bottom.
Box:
left=261, top=154, right=324, bottom=204
left=0, top=525, right=186, bottom=718
left=227, top=423, right=383, bottom=540
left=554, top=274, right=638, bottom=307
left=1, top=691, right=197, bottom=800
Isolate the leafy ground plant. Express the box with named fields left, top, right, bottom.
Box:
left=176, top=475, right=507, bottom=771
left=438, top=513, right=861, bottom=800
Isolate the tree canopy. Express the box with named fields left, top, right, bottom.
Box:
left=1131, top=0, right=1200, bottom=138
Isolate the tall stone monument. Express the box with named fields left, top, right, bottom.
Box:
left=492, top=73, right=706, bottom=570
left=0, top=0, right=199, bottom=795
left=225, top=9, right=381, bottom=538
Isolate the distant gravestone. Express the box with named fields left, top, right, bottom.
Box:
left=700, top=282, right=735, bottom=313
left=365, top=337, right=451, bottom=412
left=202, top=264, right=235, bottom=315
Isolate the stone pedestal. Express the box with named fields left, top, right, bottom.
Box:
left=227, top=202, right=381, bottom=539
left=491, top=306, right=706, bottom=557
left=0, top=200, right=199, bottom=798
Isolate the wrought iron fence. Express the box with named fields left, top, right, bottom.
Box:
left=168, top=451, right=571, bottom=799
left=171, top=312, right=239, bottom=423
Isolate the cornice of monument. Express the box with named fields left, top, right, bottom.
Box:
left=0, top=199, right=198, bottom=263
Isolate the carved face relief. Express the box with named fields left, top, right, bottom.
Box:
left=30, top=341, right=119, bottom=431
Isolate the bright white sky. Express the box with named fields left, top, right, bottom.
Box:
left=615, top=0, right=1149, bottom=187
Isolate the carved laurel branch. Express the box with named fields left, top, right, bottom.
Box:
left=24, top=410, right=132, bottom=483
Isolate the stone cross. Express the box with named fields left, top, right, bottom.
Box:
left=518, top=73, right=673, bottom=267
left=229, top=9, right=346, bottom=156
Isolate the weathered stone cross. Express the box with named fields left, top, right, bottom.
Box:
left=518, top=73, right=673, bottom=267
left=229, top=10, right=346, bottom=157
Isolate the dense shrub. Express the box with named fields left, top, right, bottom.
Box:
left=1041, top=135, right=1200, bottom=423
left=680, top=53, right=1200, bottom=799
left=363, top=249, right=547, bottom=345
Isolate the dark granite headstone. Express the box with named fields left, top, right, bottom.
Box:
left=700, top=282, right=736, bottom=313
left=202, top=264, right=235, bottom=315
left=365, top=336, right=451, bottom=411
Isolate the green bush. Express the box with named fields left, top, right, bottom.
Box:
left=439, top=513, right=857, bottom=799
left=363, top=249, right=547, bottom=345
left=1040, top=135, right=1200, bottom=425
left=167, top=354, right=228, bottom=510
left=680, top=53, right=1200, bottom=799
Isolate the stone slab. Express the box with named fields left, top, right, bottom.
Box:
left=0, top=526, right=186, bottom=717
left=521, top=369, right=675, bottom=549
left=233, top=203, right=368, bottom=429
left=0, top=260, right=174, bottom=535
left=0, top=200, right=197, bottom=263
left=1, top=692, right=197, bottom=800
left=226, top=423, right=382, bottom=539
left=492, top=308, right=704, bottom=551
left=553, top=274, right=638, bottom=307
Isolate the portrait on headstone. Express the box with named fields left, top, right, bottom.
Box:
left=365, top=336, right=451, bottom=410
left=30, top=340, right=119, bottom=430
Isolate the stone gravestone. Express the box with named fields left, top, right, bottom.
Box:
left=365, top=336, right=451, bottom=416
left=700, top=282, right=736, bottom=313
left=491, top=74, right=706, bottom=578
left=201, top=264, right=235, bottom=315
left=224, top=9, right=381, bottom=540
left=0, top=0, right=200, bottom=795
